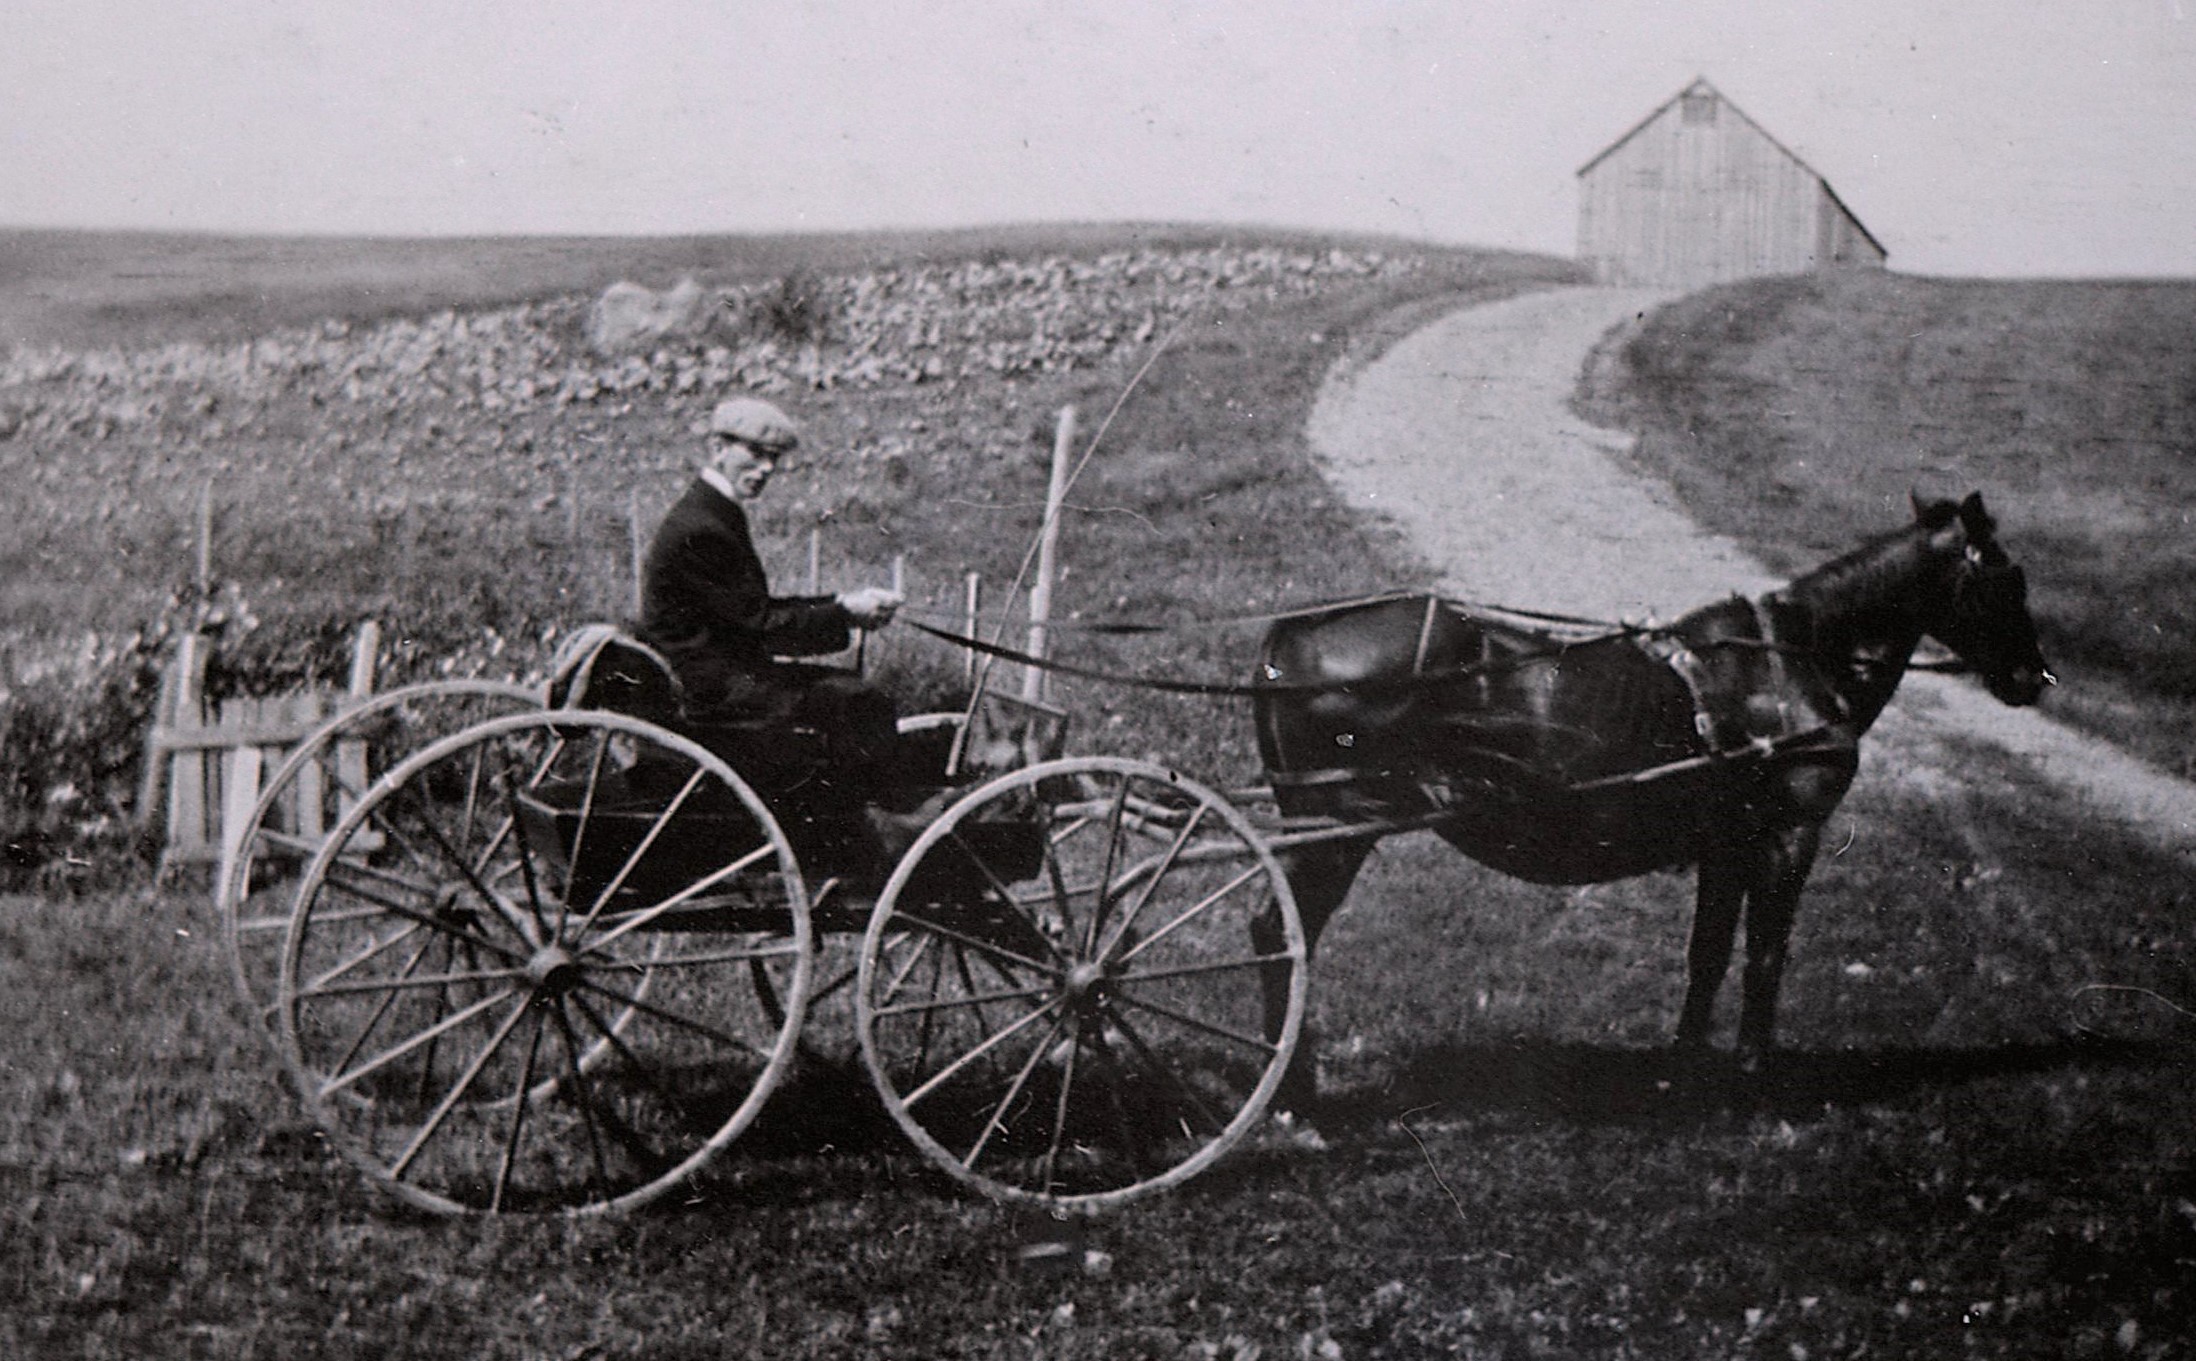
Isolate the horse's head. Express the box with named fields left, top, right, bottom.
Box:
left=1914, top=492, right=2051, bottom=706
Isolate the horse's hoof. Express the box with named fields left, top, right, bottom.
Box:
left=1736, top=1044, right=1779, bottom=1076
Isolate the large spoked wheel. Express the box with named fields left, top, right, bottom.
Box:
left=857, top=756, right=1306, bottom=1211
left=220, top=680, right=542, bottom=1045
left=275, top=710, right=813, bottom=1216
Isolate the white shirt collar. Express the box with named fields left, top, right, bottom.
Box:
left=699, top=465, right=740, bottom=503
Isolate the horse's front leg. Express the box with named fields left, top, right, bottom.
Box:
left=1735, top=821, right=1825, bottom=1061
left=1253, top=836, right=1373, bottom=1113
left=1677, top=845, right=1751, bottom=1048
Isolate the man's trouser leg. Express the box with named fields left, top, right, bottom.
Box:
left=784, top=670, right=899, bottom=805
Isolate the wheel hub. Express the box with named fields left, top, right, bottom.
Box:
left=525, top=944, right=580, bottom=995
left=1062, top=960, right=1110, bottom=1006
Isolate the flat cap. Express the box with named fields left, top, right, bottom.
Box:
left=708, top=397, right=800, bottom=452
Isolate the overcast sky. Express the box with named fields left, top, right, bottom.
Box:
left=6, top=1, right=2192, bottom=278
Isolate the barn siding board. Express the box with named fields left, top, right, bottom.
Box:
left=1577, top=79, right=1886, bottom=287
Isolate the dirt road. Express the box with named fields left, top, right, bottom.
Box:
left=1308, top=284, right=2196, bottom=860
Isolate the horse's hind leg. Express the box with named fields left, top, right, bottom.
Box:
left=1254, top=836, right=1374, bottom=1113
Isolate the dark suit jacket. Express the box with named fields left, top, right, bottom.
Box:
left=639, top=477, right=851, bottom=716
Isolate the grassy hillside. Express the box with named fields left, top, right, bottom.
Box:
left=0, top=224, right=1562, bottom=350
left=1581, top=271, right=2196, bottom=778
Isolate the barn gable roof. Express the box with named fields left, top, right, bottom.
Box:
left=1575, top=77, right=1886, bottom=259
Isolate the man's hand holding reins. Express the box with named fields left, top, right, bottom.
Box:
left=839, top=586, right=902, bottom=630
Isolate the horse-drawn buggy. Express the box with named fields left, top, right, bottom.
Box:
left=219, top=624, right=1312, bottom=1218
left=220, top=491, right=2049, bottom=1218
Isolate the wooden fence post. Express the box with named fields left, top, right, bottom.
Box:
left=335, top=622, right=380, bottom=829
left=628, top=490, right=646, bottom=618
left=963, top=573, right=982, bottom=688
left=216, top=698, right=264, bottom=891
left=161, top=633, right=210, bottom=873
left=1024, top=405, right=1076, bottom=703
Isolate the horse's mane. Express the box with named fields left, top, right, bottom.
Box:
left=1779, top=502, right=1969, bottom=622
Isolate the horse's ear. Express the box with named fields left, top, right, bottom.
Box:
left=1911, top=491, right=1958, bottom=531
left=1957, top=491, right=1995, bottom=542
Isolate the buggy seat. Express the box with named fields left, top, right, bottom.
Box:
left=542, top=624, right=832, bottom=798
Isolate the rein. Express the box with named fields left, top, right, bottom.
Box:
left=904, top=618, right=1649, bottom=698
left=905, top=603, right=1972, bottom=700
left=903, top=593, right=1627, bottom=637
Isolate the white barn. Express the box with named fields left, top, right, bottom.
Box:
left=1577, top=79, right=1887, bottom=288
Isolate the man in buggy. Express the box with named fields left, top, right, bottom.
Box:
left=638, top=396, right=922, bottom=867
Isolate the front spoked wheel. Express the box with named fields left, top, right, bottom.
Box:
left=857, top=756, right=1305, bottom=1211
left=275, top=711, right=812, bottom=1216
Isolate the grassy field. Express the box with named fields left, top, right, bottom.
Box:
left=1580, top=271, right=2196, bottom=779
left=3, top=237, right=2193, bottom=1357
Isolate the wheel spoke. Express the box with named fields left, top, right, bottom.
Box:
left=1109, top=988, right=1278, bottom=1056
left=556, top=730, right=614, bottom=936
left=502, top=809, right=557, bottom=943
left=1097, top=803, right=1209, bottom=960
left=389, top=993, right=533, bottom=1180
left=1039, top=1011, right=1084, bottom=1193
left=323, top=927, right=442, bottom=1079
left=490, top=1005, right=548, bottom=1213
left=1106, top=1006, right=1232, bottom=1136
left=1115, top=862, right=1264, bottom=966
left=870, top=977, right=1057, bottom=1020
left=904, top=996, right=1063, bottom=1109
left=573, top=976, right=770, bottom=1059
left=316, top=852, right=441, bottom=905
left=1084, top=775, right=1134, bottom=956
left=389, top=779, right=540, bottom=948
left=566, top=991, right=703, bottom=1125
left=586, top=937, right=802, bottom=971
left=319, top=986, right=519, bottom=1100
left=306, top=871, right=525, bottom=964
left=1114, top=950, right=1296, bottom=987
left=547, top=998, right=615, bottom=1204
left=875, top=931, right=938, bottom=1009
left=943, top=828, right=1066, bottom=966
left=1083, top=1022, right=1159, bottom=1177
left=963, top=1008, right=1070, bottom=1171
left=889, top=907, right=1057, bottom=980
left=455, top=738, right=491, bottom=877
left=301, top=919, right=426, bottom=995
left=299, top=965, right=521, bottom=1000
left=239, top=903, right=380, bottom=935
left=568, top=764, right=712, bottom=938
left=579, top=842, right=780, bottom=954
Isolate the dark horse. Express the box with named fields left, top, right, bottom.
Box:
left=1250, top=493, right=2049, bottom=1105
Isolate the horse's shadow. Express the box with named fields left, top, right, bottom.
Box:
left=1308, top=1033, right=2183, bottom=1135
